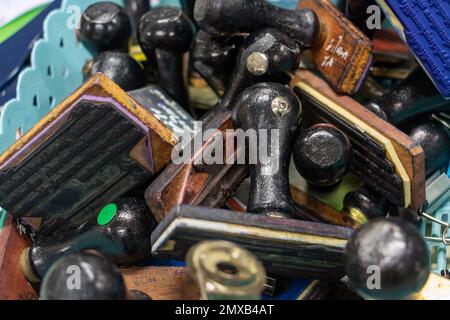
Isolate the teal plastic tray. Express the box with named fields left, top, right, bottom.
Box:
left=421, top=201, right=450, bottom=275
left=0, top=209, right=6, bottom=232
left=0, top=0, right=125, bottom=155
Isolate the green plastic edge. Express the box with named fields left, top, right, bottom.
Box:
left=0, top=3, right=50, bottom=44
left=0, top=209, right=6, bottom=233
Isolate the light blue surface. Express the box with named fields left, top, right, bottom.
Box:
left=421, top=165, right=450, bottom=274
left=0, top=209, right=6, bottom=232
left=0, top=0, right=124, bottom=155
left=153, top=0, right=181, bottom=7
left=268, top=0, right=298, bottom=9
left=421, top=200, right=450, bottom=275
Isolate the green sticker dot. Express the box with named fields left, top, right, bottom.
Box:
left=97, top=203, right=118, bottom=226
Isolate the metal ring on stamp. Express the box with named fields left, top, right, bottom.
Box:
left=186, top=240, right=266, bottom=300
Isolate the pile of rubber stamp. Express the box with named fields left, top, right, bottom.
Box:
left=1, top=0, right=450, bottom=300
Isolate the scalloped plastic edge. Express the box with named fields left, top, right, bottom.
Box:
left=0, top=0, right=124, bottom=155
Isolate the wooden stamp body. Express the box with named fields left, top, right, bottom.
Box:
left=291, top=70, right=425, bottom=210
left=0, top=214, right=38, bottom=300
left=298, top=0, right=373, bottom=94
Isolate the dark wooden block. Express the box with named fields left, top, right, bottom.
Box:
left=151, top=205, right=352, bottom=279
left=298, top=0, right=373, bottom=95
left=121, top=266, right=200, bottom=300
left=0, top=214, right=39, bottom=300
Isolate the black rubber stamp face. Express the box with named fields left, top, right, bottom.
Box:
left=233, top=82, right=302, bottom=217
left=79, top=2, right=132, bottom=52
left=293, top=124, right=351, bottom=187
left=344, top=218, right=430, bottom=300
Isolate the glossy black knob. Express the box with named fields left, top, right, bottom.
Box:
left=138, top=6, right=194, bottom=110
left=194, top=0, right=318, bottom=49
left=79, top=2, right=131, bottom=52
left=365, top=68, right=442, bottom=125
left=192, top=31, right=241, bottom=95
left=344, top=218, right=430, bottom=300
left=40, top=252, right=151, bottom=300
left=293, top=124, right=351, bottom=187
left=343, top=186, right=387, bottom=221
left=404, top=119, right=450, bottom=177
left=23, top=198, right=156, bottom=280
left=83, top=51, right=147, bottom=91
left=41, top=252, right=128, bottom=300
left=233, top=83, right=302, bottom=217
left=139, top=6, right=194, bottom=54
left=220, top=28, right=301, bottom=110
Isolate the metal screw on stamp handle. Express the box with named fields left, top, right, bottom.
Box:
left=271, top=96, right=293, bottom=117
left=246, top=52, right=269, bottom=76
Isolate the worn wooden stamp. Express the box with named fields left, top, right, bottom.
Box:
left=151, top=205, right=352, bottom=279
left=121, top=266, right=200, bottom=300
left=0, top=214, right=38, bottom=300
left=0, top=74, right=177, bottom=220
left=291, top=70, right=425, bottom=210
left=298, top=0, right=373, bottom=95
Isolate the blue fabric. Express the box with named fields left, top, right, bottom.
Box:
left=377, top=0, right=450, bottom=99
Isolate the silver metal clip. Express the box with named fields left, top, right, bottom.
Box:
left=420, top=210, right=450, bottom=245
